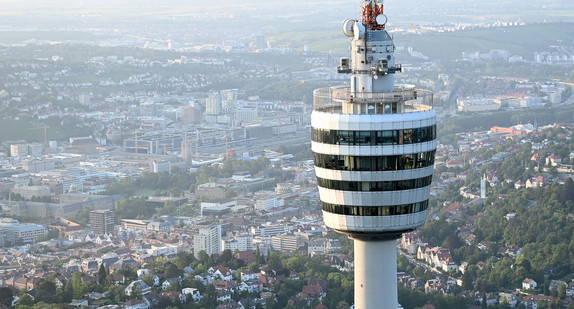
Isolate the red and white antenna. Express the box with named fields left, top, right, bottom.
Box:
left=361, top=0, right=386, bottom=29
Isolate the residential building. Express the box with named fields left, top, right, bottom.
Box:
left=125, top=280, right=152, bottom=296
left=90, top=209, right=115, bottom=234
left=522, top=278, right=537, bottom=290
left=271, top=234, right=303, bottom=252
left=194, top=225, right=222, bottom=258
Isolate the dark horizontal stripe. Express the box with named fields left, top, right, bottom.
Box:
left=312, top=125, right=435, bottom=146
left=313, top=150, right=435, bottom=171
left=317, top=175, right=432, bottom=192
left=322, top=200, right=429, bottom=216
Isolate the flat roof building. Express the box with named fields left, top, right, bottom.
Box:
left=90, top=209, right=115, bottom=234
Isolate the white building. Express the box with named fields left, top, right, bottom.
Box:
left=194, top=225, right=222, bottom=258
left=0, top=219, right=46, bottom=243
left=522, top=278, right=537, bottom=290
left=148, top=245, right=178, bottom=257
left=255, top=197, right=284, bottom=211
left=250, top=224, right=296, bottom=237
left=182, top=288, right=201, bottom=302
left=151, top=160, right=171, bottom=173
left=125, top=280, right=151, bottom=296
left=221, top=232, right=254, bottom=252
left=271, top=234, right=303, bottom=252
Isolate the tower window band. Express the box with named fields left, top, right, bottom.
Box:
left=317, top=175, right=432, bottom=192
left=313, top=150, right=435, bottom=171
left=322, top=200, right=429, bottom=216
left=312, top=125, right=435, bottom=146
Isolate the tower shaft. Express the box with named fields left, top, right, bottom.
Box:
left=354, top=238, right=398, bottom=309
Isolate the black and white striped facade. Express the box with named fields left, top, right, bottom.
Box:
left=311, top=12, right=436, bottom=241
left=312, top=99, right=436, bottom=239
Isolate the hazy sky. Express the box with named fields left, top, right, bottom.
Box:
left=0, top=0, right=571, bottom=45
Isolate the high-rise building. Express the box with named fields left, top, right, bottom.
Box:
left=10, top=144, right=29, bottom=157
left=90, top=210, right=115, bottom=235
left=194, top=224, right=222, bottom=258
left=180, top=105, right=203, bottom=124
left=205, top=95, right=222, bottom=115
left=481, top=174, right=487, bottom=199
left=271, top=234, right=304, bottom=253
left=220, top=89, right=238, bottom=111
left=311, top=1, right=436, bottom=308
left=221, top=232, right=254, bottom=252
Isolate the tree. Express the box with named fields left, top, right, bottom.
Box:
left=336, top=300, right=351, bottom=309
left=61, top=281, right=74, bottom=303
left=130, top=285, right=143, bottom=300
left=164, top=263, right=181, bottom=279
left=197, top=250, right=209, bottom=266
left=174, top=252, right=195, bottom=269
left=16, top=293, right=34, bottom=307
left=98, top=264, right=107, bottom=285
left=35, top=279, right=57, bottom=303
left=220, top=249, right=233, bottom=264
left=202, top=285, right=217, bottom=308
left=224, top=189, right=237, bottom=199
left=558, top=282, right=567, bottom=300
left=266, top=252, right=283, bottom=271
left=0, top=287, right=13, bottom=307
left=141, top=274, right=155, bottom=288
left=72, top=272, right=84, bottom=300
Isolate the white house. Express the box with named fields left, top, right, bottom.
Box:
left=194, top=273, right=215, bottom=286
left=239, top=279, right=263, bottom=293
left=123, top=299, right=149, bottom=309
left=162, top=277, right=182, bottom=290
left=522, top=278, right=537, bottom=290
left=182, top=288, right=202, bottom=302
left=498, top=293, right=518, bottom=307
left=208, top=265, right=233, bottom=281
left=216, top=290, right=232, bottom=302
left=125, top=280, right=151, bottom=296
left=137, top=269, right=149, bottom=277
left=240, top=270, right=259, bottom=282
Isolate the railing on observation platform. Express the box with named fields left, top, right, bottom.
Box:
left=313, top=85, right=433, bottom=114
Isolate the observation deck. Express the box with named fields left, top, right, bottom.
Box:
left=313, top=85, right=433, bottom=115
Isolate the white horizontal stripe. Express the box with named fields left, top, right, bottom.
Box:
left=311, top=110, right=436, bottom=131
left=314, top=166, right=434, bottom=182
left=323, top=211, right=427, bottom=232
left=318, top=187, right=431, bottom=206
left=311, top=140, right=436, bottom=156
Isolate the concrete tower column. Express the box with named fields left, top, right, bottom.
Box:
left=354, top=239, right=398, bottom=309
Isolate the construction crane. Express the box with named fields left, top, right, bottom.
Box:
left=194, top=136, right=213, bottom=160
left=134, top=131, right=139, bottom=154
left=193, top=135, right=230, bottom=159
left=105, top=130, right=143, bottom=153
left=264, top=149, right=284, bottom=168
left=31, top=125, right=49, bottom=144
left=159, top=143, right=168, bottom=155
left=222, top=135, right=229, bottom=159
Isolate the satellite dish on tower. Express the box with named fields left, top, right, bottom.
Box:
left=353, top=22, right=366, bottom=40
left=342, top=19, right=355, bottom=37
left=376, top=14, right=387, bottom=25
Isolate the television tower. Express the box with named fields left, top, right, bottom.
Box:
left=311, top=1, right=436, bottom=308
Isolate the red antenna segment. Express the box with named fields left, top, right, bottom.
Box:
left=362, top=0, right=385, bottom=29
